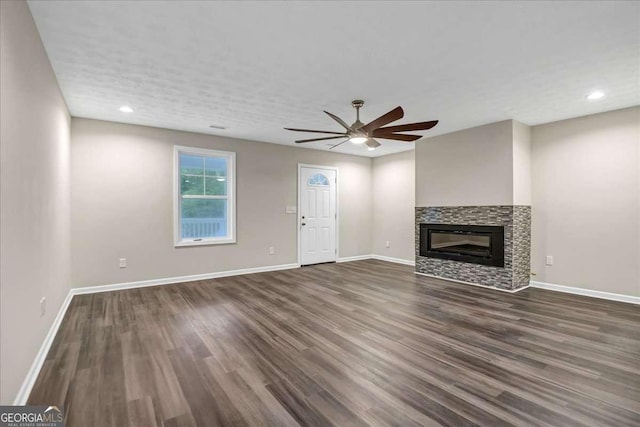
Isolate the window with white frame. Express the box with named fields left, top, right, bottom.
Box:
left=174, top=146, right=235, bottom=246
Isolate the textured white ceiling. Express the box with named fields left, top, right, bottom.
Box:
left=28, top=1, right=639, bottom=157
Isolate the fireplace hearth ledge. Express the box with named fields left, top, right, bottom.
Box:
left=414, top=271, right=531, bottom=293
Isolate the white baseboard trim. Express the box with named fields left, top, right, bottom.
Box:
left=13, top=290, right=74, bottom=405
left=414, top=271, right=530, bottom=293
left=370, top=254, right=416, bottom=266
left=530, top=281, right=640, bottom=305
left=336, top=255, right=373, bottom=263
left=73, top=263, right=301, bottom=295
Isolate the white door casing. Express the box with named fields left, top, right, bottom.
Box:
left=298, top=165, right=337, bottom=265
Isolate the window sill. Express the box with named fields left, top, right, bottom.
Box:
left=175, top=238, right=236, bottom=247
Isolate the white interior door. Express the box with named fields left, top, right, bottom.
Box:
left=299, top=166, right=337, bottom=265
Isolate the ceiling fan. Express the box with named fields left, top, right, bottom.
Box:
left=285, top=100, right=438, bottom=151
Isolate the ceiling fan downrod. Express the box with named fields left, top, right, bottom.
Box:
left=351, top=99, right=365, bottom=129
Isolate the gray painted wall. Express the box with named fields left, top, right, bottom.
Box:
left=415, top=119, right=532, bottom=208
left=415, top=120, right=515, bottom=207
left=70, top=119, right=373, bottom=287
left=531, top=107, right=639, bottom=296
left=372, top=150, right=415, bottom=261
left=513, top=121, right=532, bottom=205
left=0, top=1, right=71, bottom=403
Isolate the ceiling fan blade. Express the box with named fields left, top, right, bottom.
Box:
left=375, top=120, right=438, bottom=133
left=323, top=110, right=352, bottom=131
left=372, top=133, right=422, bottom=142
left=284, top=128, right=346, bottom=135
left=366, top=139, right=381, bottom=149
left=360, top=106, right=404, bottom=134
left=329, top=139, right=349, bottom=150
left=295, top=135, right=346, bottom=144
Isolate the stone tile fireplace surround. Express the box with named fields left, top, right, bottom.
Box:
left=415, top=205, right=531, bottom=291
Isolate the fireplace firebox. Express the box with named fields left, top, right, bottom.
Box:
left=419, top=224, right=504, bottom=267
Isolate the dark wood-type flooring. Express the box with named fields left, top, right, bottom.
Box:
left=29, top=260, right=640, bottom=426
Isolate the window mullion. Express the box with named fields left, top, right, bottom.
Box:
left=202, top=157, right=206, bottom=196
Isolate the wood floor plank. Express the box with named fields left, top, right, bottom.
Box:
left=127, top=396, right=160, bottom=427
left=27, top=260, right=640, bottom=426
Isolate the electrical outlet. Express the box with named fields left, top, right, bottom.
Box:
left=40, top=297, right=46, bottom=317
left=546, top=255, right=554, bottom=266
left=269, top=246, right=275, bottom=255
left=385, top=241, right=390, bottom=248
left=119, top=258, right=127, bottom=268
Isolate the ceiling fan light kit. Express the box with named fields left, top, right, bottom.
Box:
left=285, top=100, right=438, bottom=151
left=349, top=134, right=367, bottom=144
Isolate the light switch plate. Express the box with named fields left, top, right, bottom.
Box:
left=285, top=206, right=297, bottom=214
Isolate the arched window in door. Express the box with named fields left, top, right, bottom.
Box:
left=307, top=173, right=330, bottom=187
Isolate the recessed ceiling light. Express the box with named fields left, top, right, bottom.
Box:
left=367, top=146, right=377, bottom=151
left=209, top=124, right=227, bottom=130
left=119, top=105, right=134, bottom=113
left=587, top=91, right=604, bottom=100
